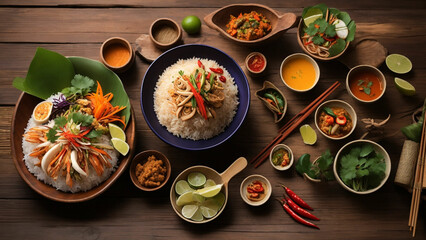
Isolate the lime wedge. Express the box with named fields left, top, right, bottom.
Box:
left=192, top=192, right=205, bottom=203
left=303, top=8, right=323, bottom=26
left=190, top=207, right=204, bottom=222
left=175, top=180, right=193, bottom=195
left=395, top=77, right=416, bottom=96
left=111, top=138, right=129, bottom=156
left=299, top=124, right=317, bottom=145
left=211, top=192, right=225, bottom=208
left=200, top=206, right=218, bottom=219
left=187, top=172, right=206, bottom=188
left=196, top=184, right=223, bottom=198
left=176, top=191, right=194, bottom=206
left=386, top=54, right=412, bottom=74
left=108, top=123, right=126, bottom=141
left=181, top=204, right=198, bottom=219
left=204, top=179, right=216, bottom=188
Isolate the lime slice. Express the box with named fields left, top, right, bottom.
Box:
left=192, top=192, right=205, bottom=203
left=386, top=54, right=412, bottom=74
left=299, top=124, right=317, bottom=145
left=176, top=191, right=194, bottom=206
left=111, top=138, right=129, bottom=156
left=202, top=199, right=221, bottom=212
left=200, top=206, right=217, bottom=219
left=395, top=77, right=416, bottom=96
left=175, top=180, right=194, bottom=195
left=204, top=179, right=216, bottom=188
left=211, top=192, right=225, bottom=208
left=190, top=208, right=204, bottom=222
left=187, top=172, right=206, bottom=188
left=196, top=184, right=223, bottom=198
left=108, top=123, right=126, bottom=141
left=303, top=8, right=323, bottom=27
left=181, top=204, right=198, bottom=219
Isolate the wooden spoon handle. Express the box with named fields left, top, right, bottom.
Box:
left=275, top=12, right=298, bottom=32
left=220, top=157, right=247, bottom=185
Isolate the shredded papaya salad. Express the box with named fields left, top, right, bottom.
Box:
left=23, top=74, right=127, bottom=189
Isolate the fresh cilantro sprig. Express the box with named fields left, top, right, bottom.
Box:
left=339, top=144, right=386, bottom=191
left=62, top=74, right=95, bottom=101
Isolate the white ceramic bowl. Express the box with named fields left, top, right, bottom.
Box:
left=240, top=174, right=272, bottom=206
left=269, top=144, right=294, bottom=171
left=280, top=53, right=320, bottom=92
left=346, top=65, right=386, bottom=103
left=315, top=99, right=357, bottom=140
left=333, top=139, right=391, bottom=194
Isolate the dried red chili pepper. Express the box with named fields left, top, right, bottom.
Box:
left=277, top=199, right=319, bottom=229
left=284, top=196, right=319, bottom=221
left=219, top=76, right=226, bottom=83
left=209, top=67, right=224, bottom=74
left=197, top=60, right=204, bottom=69
left=281, top=185, right=313, bottom=211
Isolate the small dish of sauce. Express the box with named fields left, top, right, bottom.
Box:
left=240, top=174, right=272, bottom=206
left=100, top=37, right=134, bottom=73
left=245, top=52, right=267, bottom=76
left=149, top=18, right=182, bottom=50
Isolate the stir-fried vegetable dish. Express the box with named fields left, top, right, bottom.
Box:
left=226, top=11, right=272, bottom=40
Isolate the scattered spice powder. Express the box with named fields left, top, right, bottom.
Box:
left=135, top=155, right=167, bottom=188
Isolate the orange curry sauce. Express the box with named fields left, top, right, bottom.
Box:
left=349, top=71, right=383, bottom=101
left=103, top=43, right=130, bottom=67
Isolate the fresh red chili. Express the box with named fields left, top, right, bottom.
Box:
left=197, top=60, right=204, bottom=69
left=284, top=196, right=319, bottom=221
left=325, top=115, right=334, bottom=125
left=281, top=185, right=313, bottom=211
left=304, top=41, right=313, bottom=46
left=207, top=72, right=211, bottom=80
left=209, top=67, right=224, bottom=74
left=336, top=115, right=347, bottom=125
left=186, top=79, right=207, bottom=120
left=219, top=76, right=226, bottom=83
left=247, top=181, right=264, bottom=193
left=277, top=199, right=319, bottom=229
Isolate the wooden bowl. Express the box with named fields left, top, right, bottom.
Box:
left=11, top=93, right=136, bottom=202
left=297, top=19, right=350, bottom=61
left=100, top=37, right=135, bottom=73
left=204, top=3, right=297, bottom=46
left=170, top=157, right=247, bottom=224
left=129, top=150, right=171, bottom=191
left=149, top=18, right=182, bottom=50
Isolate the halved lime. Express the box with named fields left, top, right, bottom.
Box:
left=200, top=206, right=217, bottom=219
left=195, top=184, right=223, bottom=198
left=108, top=123, right=126, bottom=141
left=111, top=138, right=129, bottom=156
left=204, top=179, right=216, bottom=188
left=299, top=124, right=317, bottom=145
left=175, top=180, right=193, bottom=195
left=181, top=204, right=198, bottom=219
left=386, top=54, right=412, bottom=74
left=190, top=208, right=204, bottom=222
left=395, top=77, right=416, bottom=96
left=303, top=8, right=323, bottom=27
left=176, top=191, right=194, bottom=206
left=187, top=172, right=206, bottom=188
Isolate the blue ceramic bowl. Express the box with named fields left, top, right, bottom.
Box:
left=141, top=44, right=250, bottom=150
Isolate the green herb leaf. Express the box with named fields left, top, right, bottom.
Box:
left=346, top=21, right=356, bottom=42
left=324, top=24, right=336, bottom=37
left=68, top=112, right=93, bottom=126
left=338, top=12, right=352, bottom=25
left=306, top=23, right=319, bottom=36
left=178, top=70, right=184, bottom=76
left=329, top=8, right=341, bottom=20
left=315, top=18, right=328, bottom=33
left=295, top=154, right=316, bottom=178
left=317, top=149, right=333, bottom=172
left=47, top=128, right=59, bottom=143
left=367, top=81, right=373, bottom=88
left=328, top=38, right=346, bottom=57
left=86, top=129, right=103, bottom=139
left=323, top=107, right=337, bottom=118
left=357, top=79, right=364, bottom=86
left=360, top=144, right=374, bottom=157
left=54, top=116, right=67, bottom=128
left=313, top=35, right=325, bottom=45
left=364, top=87, right=371, bottom=95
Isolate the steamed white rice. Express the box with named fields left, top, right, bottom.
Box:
left=22, top=94, right=119, bottom=193
left=153, top=58, right=239, bottom=140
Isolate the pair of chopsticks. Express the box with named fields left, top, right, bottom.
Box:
left=251, top=81, right=341, bottom=168
left=408, top=114, right=426, bottom=237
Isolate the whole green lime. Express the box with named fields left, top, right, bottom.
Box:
left=182, top=15, right=202, bottom=34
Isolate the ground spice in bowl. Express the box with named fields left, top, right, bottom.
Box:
left=135, top=155, right=167, bottom=188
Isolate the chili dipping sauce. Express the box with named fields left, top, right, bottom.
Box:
left=247, top=54, right=266, bottom=72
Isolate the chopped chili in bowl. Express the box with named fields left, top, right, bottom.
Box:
left=247, top=180, right=267, bottom=201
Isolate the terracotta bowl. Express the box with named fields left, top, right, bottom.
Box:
left=11, top=93, right=135, bottom=202
left=204, top=3, right=297, bottom=46
left=297, top=19, right=350, bottom=61
left=129, top=150, right=171, bottom=191
left=149, top=18, right=182, bottom=50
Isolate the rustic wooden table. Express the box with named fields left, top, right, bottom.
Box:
left=1, top=0, right=425, bottom=239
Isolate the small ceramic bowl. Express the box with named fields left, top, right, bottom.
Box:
left=100, top=37, right=135, bottom=73
left=315, top=99, right=357, bottom=140
left=333, top=139, right=391, bottom=194
left=269, top=144, right=294, bottom=171
left=149, top=18, right=182, bottom=50
left=129, top=150, right=171, bottom=191
left=280, top=53, right=320, bottom=92
left=255, top=81, right=287, bottom=123
left=346, top=65, right=386, bottom=103
left=245, top=52, right=267, bottom=76
left=240, top=174, right=272, bottom=206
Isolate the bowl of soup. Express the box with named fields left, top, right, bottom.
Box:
left=315, top=99, right=357, bottom=140
left=346, top=65, right=386, bottom=103
left=280, top=53, right=320, bottom=92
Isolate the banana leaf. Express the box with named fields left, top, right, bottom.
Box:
left=12, top=47, right=131, bottom=126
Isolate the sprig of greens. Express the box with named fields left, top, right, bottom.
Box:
left=401, top=99, right=425, bottom=142
left=339, top=144, right=386, bottom=191
left=61, top=74, right=95, bottom=101
left=295, top=149, right=335, bottom=181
